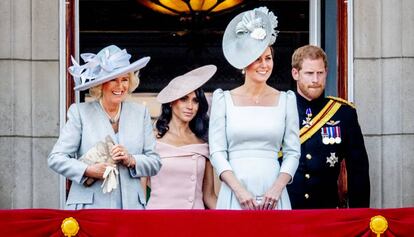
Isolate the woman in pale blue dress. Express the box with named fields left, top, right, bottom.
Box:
left=209, top=7, right=300, bottom=210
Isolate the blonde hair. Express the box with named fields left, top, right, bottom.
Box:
left=291, top=45, right=328, bottom=71
left=89, top=71, right=140, bottom=99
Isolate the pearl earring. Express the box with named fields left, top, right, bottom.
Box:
left=241, top=69, right=245, bottom=74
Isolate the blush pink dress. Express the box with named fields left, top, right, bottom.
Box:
left=146, top=141, right=209, bottom=209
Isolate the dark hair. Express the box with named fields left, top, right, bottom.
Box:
left=156, top=88, right=209, bottom=141
left=269, top=46, right=275, bottom=58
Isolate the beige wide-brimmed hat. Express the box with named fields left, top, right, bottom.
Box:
left=222, top=6, right=279, bottom=69
left=68, top=45, right=150, bottom=91
left=156, top=65, right=217, bottom=104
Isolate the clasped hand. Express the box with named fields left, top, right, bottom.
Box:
left=84, top=144, right=135, bottom=179
left=236, top=188, right=279, bottom=210
left=110, top=144, right=135, bottom=168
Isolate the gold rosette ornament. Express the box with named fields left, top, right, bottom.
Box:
left=61, top=217, right=80, bottom=237
left=370, top=215, right=388, bottom=237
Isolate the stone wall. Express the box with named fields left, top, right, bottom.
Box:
left=354, top=0, right=414, bottom=208
left=0, top=0, right=60, bottom=208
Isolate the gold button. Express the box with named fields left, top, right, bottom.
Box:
left=306, top=154, right=312, bottom=160
left=305, top=193, right=310, bottom=199
left=305, top=174, right=310, bottom=179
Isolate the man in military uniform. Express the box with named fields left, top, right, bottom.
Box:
left=287, top=45, right=370, bottom=208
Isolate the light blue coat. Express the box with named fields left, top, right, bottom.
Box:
left=48, top=101, right=161, bottom=209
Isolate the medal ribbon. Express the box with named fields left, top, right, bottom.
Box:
left=329, top=127, right=334, bottom=139
left=300, top=100, right=342, bottom=144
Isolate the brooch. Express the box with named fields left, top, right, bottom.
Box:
left=326, top=120, right=340, bottom=126
left=326, top=153, right=339, bottom=167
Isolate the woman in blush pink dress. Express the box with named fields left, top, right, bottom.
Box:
left=144, top=65, right=218, bottom=209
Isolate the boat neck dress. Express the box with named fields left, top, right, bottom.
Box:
left=208, top=89, right=300, bottom=210
left=146, top=141, right=209, bottom=209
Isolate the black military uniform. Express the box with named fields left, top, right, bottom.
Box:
left=287, top=92, right=370, bottom=209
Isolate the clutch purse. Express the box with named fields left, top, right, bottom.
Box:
left=79, top=135, right=119, bottom=193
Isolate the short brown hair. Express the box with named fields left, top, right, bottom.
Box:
left=89, top=71, right=140, bottom=99
left=291, top=45, right=328, bottom=71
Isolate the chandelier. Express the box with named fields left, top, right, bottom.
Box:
left=137, top=0, right=244, bottom=21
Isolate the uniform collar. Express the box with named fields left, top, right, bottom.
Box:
left=295, top=91, right=327, bottom=111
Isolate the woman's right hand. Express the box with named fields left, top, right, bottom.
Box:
left=234, top=188, right=258, bottom=210
left=84, top=163, right=113, bottom=179
left=220, top=170, right=259, bottom=210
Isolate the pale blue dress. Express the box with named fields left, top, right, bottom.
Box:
left=209, top=89, right=300, bottom=210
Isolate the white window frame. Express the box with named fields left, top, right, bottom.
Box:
left=309, top=0, right=321, bottom=46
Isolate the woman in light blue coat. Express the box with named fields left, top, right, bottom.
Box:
left=48, top=45, right=161, bottom=209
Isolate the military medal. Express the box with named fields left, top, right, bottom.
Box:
left=321, top=127, right=330, bottom=144
left=326, top=152, right=339, bottom=167
left=302, top=108, right=313, bottom=128
left=328, top=127, right=335, bottom=144
left=306, top=108, right=312, bottom=117
left=334, top=126, right=342, bottom=144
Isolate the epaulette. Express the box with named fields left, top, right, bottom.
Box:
left=326, top=96, right=356, bottom=109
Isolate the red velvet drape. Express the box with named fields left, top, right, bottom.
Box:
left=1, top=208, right=413, bottom=237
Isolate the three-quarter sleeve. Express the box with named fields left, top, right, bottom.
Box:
left=48, top=104, right=88, bottom=184
left=208, top=89, right=233, bottom=176
left=130, top=107, right=162, bottom=177
left=279, top=91, right=300, bottom=179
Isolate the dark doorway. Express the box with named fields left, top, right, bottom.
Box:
left=78, top=0, right=309, bottom=96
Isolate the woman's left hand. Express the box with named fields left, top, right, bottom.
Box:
left=261, top=172, right=292, bottom=210
left=261, top=186, right=282, bottom=210
left=110, top=144, right=135, bottom=167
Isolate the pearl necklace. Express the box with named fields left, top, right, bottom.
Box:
left=99, top=99, right=121, bottom=124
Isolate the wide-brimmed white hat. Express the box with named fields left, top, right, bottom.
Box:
left=156, top=65, right=217, bottom=104
left=222, top=7, right=278, bottom=69
left=68, top=45, right=150, bottom=91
